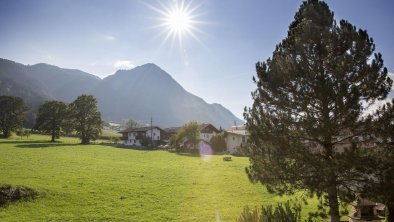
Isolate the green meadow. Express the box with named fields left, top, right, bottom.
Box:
left=0, top=135, right=320, bottom=221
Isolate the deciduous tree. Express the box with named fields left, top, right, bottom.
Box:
left=124, top=119, right=140, bottom=129
left=0, top=96, right=28, bottom=138
left=69, top=95, right=103, bottom=144
left=244, top=1, right=392, bottom=221
left=34, top=100, right=67, bottom=142
left=171, top=121, right=200, bottom=152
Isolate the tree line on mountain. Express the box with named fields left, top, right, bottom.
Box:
left=0, top=94, right=103, bottom=144
left=244, top=0, right=394, bottom=221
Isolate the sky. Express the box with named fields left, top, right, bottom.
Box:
left=0, top=0, right=393, bottom=119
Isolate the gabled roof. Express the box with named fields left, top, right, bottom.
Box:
left=164, top=127, right=182, bottom=134
left=226, top=130, right=248, bottom=136
left=119, top=126, right=163, bottom=133
left=199, top=123, right=220, bottom=133
left=225, top=125, right=246, bottom=131
left=164, top=123, right=219, bottom=134
left=351, top=196, right=379, bottom=207
left=225, top=125, right=248, bottom=136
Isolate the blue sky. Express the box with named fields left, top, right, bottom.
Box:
left=1, top=0, right=393, bottom=119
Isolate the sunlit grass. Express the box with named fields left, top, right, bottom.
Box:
left=0, top=135, right=321, bottom=221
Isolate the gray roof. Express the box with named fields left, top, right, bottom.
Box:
left=119, top=126, right=162, bottom=133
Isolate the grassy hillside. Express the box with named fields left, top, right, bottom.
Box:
left=0, top=135, right=320, bottom=221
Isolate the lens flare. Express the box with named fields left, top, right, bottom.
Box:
left=199, top=141, right=212, bottom=161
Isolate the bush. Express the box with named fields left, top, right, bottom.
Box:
left=238, top=206, right=260, bottom=222
left=0, top=184, right=39, bottom=207
left=15, top=129, right=31, bottom=139
left=169, top=134, right=181, bottom=152
left=238, top=201, right=301, bottom=222
left=211, top=133, right=227, bottom=153
left=140, top=137, right=152, bottom=147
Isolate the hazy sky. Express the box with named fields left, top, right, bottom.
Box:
left=1, top=0, right=393, bottom=119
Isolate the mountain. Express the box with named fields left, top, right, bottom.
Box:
left=0, top=58, right=243, bottom=128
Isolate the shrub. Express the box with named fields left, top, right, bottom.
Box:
left=238, top=201, right=301, bottom=222
left=238, top=206, right=260, bottom=222
left=0, top=184, right=39, bottom=207
left=15, top=129, right=31, bottom=139
left=140, top=137, right=152, bottom=147
left=211, top=133, right=227, bottom=153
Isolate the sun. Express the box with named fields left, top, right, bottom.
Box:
left=146, top=0, right=203, bottom=47
left=165, top=5, right=192, bottom=36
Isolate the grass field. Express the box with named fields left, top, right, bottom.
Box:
left=0, top=135, right=321, bottom=221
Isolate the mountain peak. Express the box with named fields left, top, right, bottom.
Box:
left=0, top=58, right=244, bottom=128
left=134, top=63, right=164, bottom=72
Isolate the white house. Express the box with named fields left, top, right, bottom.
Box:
left=225, top=125, right=248, bottom=154
left=119, top=126, right=163, bottom=146
left=198, top=123, right=220, bottom=143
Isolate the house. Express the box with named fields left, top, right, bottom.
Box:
left=182, top=123, right=220, bottom=150
left=163, top=123, right=220, bottom=143
left=103, top=122, right=121, bottom=131
left=225, top=125, right=248, bottom=154
left=198, top=123, right=220, bottom=142
left=349, top=195, right=385, bottom=222
left=119, top=126, right=164, bottom=147
left=164, top=123, right=220, bottom=150
left=162, top=127, right=182, bottom=141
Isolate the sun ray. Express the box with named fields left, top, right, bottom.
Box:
left=146, top=0, right=204, bottom=48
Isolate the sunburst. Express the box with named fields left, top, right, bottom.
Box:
left=147, top=0, right=203, bottom=48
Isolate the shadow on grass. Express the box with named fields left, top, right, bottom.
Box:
left=171, top=151, right=201, bottom=158
left=168, top=150, right=228, bottom=158
left=111, top=144, right=165, bottom=152
left=0, top=140, right=53, bottom=144
left=15, top=143, right=78, bottom=148
left=111, top=145, right=227, bottom=158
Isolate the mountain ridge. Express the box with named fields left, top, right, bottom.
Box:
left=0, top=58, right=243, bottom=128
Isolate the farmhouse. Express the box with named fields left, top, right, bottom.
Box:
left=163, top=123, right=220, bottom=150
left=182, top=123, right=220, bottom=150
left=119, top=126, right=164, bottom=146
left=162, top=126, right=182, bottom=141
left=198, top=123, right=220, bottom=142
left=163, top=123, right=220, bottom=143
left=225, top=125, right=248, bottom=154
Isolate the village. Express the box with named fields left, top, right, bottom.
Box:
left=113, top=122, right=248, bottom=155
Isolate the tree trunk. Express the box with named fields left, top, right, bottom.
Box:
left=387, top=201, right=394, bottom=222
left=327, top=183, right=340, bottom=222
left=51, top=129, right=55, bottom=142
left=81, top=137, right=90, bottom=144
left=3, top=129, right=10, bottom=138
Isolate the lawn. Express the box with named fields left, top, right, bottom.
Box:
left=0, top=135, right=319, bottom=221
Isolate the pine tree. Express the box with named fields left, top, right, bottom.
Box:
left=365, top=100, right=394, bottom=222
left=244, top=1, right=392, bottom=221
left=34, top=100, right=68, bottom=142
